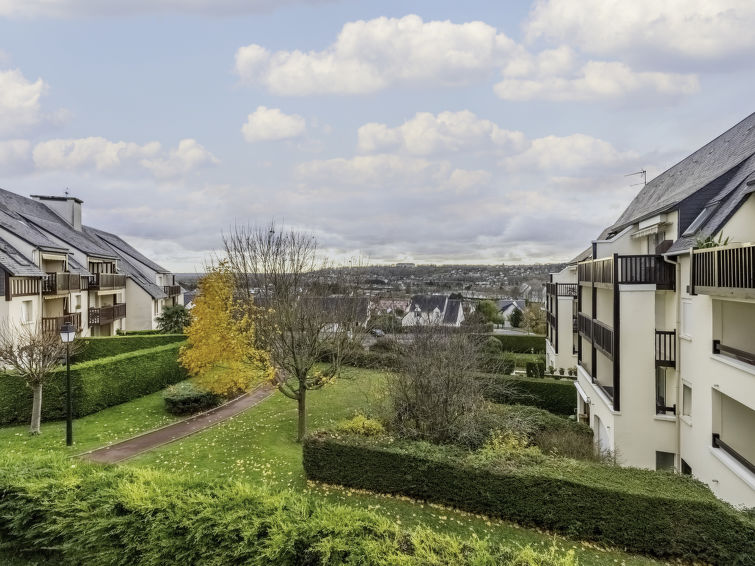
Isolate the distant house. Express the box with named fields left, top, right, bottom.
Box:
left=401, top=294, right=465, bottom=327
left=497, top=299, right=526, bottom=327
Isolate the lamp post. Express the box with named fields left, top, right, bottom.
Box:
left=59, top=322, right=75, bottom=446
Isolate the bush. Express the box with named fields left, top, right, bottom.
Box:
left=163, top=382, right=222, bottom=416
left=336, top=414, right=386, bottom=437
left=0, top=455, right=577, bottom=566
left=304, top=432, right=755, bottom=565
left=525, top=361, right=545, bottom=378
left=0, top=343, right=186, bottom=424
left=478, top=374, right=577, bottom=416
left=489, top=334, right=545, bottom=353
left=74, top=334, right=186, bottom=363
left=369, top=337, right=402, bottom=354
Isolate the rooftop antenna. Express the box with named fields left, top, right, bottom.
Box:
left=625, top=169, right=647, bottom=187
left=64, top=187, right=70, bottom=197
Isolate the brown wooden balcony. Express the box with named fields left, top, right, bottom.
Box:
left=691, top=243, right=754, bottom=298
left=577, top=313, right=614, bottom=359
left=41, top=312, right=82, bottom=334
left=164, top=284, right=181, bottom=296
left=88, top=303, right=126, bottom=326
left=578, top=254, right=675, bottom=290
left=42, top=272, right=81, bottom=295
left=655, top=330, right=676, bottom=368
left=8, top=277, right=40, bottom=298
left=88, top=273, right=127, bottom=291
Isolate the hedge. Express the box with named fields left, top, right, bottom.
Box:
left=163, top=381, right=222, bottom=416
left=478, top=374, right=577, bottom=416
left=75, top=334, right=186, bottom=362
left=116, top=329, right=163, bottom=335
left=0, top=455, right=577, bottom=566
left=0, top=343, right=186, bottom=424
left=304, top=432, right=755, bottom=565
left=525, top=361, right=546, bottom=378
left=489, top=334, right=545, bottom=353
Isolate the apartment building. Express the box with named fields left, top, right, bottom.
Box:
left=545, top=264, right=579, bottom=372
left=0, top=189, right=183, bottom=336
left=546, top=114, right=755, bottom=507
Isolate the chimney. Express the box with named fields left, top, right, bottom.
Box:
left=31, top=194, right=83, bottom=231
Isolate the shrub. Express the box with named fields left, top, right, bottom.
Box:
left=489, top=334, right=545, bottom=353
left=0, top=455, right=577, bottom=566
left=74, top=334, right=186, bottom=363
left=478, top=374, right=577, bottom=416
left=525, top=361, right=545, bottom=378
left=558, top=367, right=565, bottom=376
left=0, top=343, right=186, bottom=424
left=483, top=335, right=503, bottom=354
left=369, top=337, right=402, bottom=354
left=163, top=382, right=222, bottom=416
left=336, top=414, right=385, bottom=437
left=304, top=432, right=755, bottom=565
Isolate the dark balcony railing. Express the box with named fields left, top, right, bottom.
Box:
left=592, top=319, right=614, bottom=358
left=712, top=340, right=755, bottom=366
left=88, top=273, right=127, bottom=290
left=572, top=315, right=578, bottom=332
left=42, top=272, right=81, bottom=295
left=692, top=243, right=754, bottom=293
left=577, top=312, right=592, bottom=340
left=88, top=303, right=127, bottom=326
left=578, top=254, right=675, bottom=289
left=655, top=330, right=676, bottom=368
left=41, top=312, right=82, bottom=334
left=546, top=282, right=578, bottom=297
left=164, top=284, right=181, bottom=296
left=712, top=433, right=755, bottom=475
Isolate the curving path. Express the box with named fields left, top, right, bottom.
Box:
left=81, top=385, right=275, bottom=464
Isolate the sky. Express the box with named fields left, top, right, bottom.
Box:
left=0, top=1, right=754, bottom=272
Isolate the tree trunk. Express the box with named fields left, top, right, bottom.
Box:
left=297, top=387, right=307, bottom=442
left=30, top=383, right=42, bottom=435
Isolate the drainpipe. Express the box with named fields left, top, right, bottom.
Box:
left=663, top=252, right=682, bottom=472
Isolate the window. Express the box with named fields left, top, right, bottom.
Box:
left=681, top=300, right=692, bottom=338
left=74, top=294, right=81, bottom=310
left=682, top=384, right=692, bottom=417
left=682, top=203, right=719, bottom=237
left=655, top=368, right=668, bottom=413
left=656, top=451, right=675, bottom=471
left=681, top=459, right=692, bottom=475
left=21, top=300, right=32, bottom=323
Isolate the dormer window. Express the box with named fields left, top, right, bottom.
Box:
left=683, top=202, right=719, bottom=237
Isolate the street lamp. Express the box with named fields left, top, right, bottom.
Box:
left=59, top=322, right=75, bottom=446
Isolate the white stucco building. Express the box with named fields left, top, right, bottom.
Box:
left=547, top=113, right=755, bottom=508
left=0, top=189, right=183, bottom=337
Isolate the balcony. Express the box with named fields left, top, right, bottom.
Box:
left=545, top=282, right=578, bottom=297
left=655, top=330, right=676, bottom=368
left=42, top=272, right=81, bottom=295
left=712, top=433, right=755, bottom=475
left=88, top=303, right=127, bottom=326
left=577, top=313, right=614, bottom=359
left=691, top=243, right=754, bottom=298
left=713, top=339, right=755, bottom=367
left=9, top=277, right=40, bottom=297
left=164, top=284, right=181, bottom=296
left=578, top=254, right=675, bottom=290
left=41, top=312, right=82, bottom=334
left=88, top=273, right=127, bottom=291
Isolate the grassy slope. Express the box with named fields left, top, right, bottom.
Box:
left=130, top=367, right=662, bottom=566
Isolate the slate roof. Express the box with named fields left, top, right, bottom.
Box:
left=497, top=299, right=525, bottom=312
left=442, top=299, right=463, bottom=324
left=86, top=227, right=169, bottom=274
left=610, top=113, right=755, bottom=232
left=67, top=255, right=92, bottom=277
left=112, top=252, right=167, bottom=300
left=21, top=213, right=116, bottom=259
left=0, top=237, right=44, bottom=277
left=408, top=294, right=448, bottom=314
left=0, top=208, right=67, bottom=252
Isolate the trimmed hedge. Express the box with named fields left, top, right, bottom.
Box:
left=163, top=381, right=222, bottom=416
left=304, top=432, right=755, bottom=565
left=75, top=334, right=186, bottom=362
left=478, top=374, right=577, bottom=416
left=489, top=334, right=545, bottom=353
left=525, top=361, right=546, bottom=378
left=0, top=455, right=577, bottom=566
left=0, top=343, right=186, bottom=424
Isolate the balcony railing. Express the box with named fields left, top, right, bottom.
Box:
left=545, top=282, right=578, bottom=297
left=88, top=273, right=127, bottom=290
left=712, top=433, right=755, bottom=475
left=164, top=284, right=181, bottom=296
left=577, top=312, right=592, bottom=340
left=9, top=277, right=40, bottom=297
left=655, top=330, right=676, bottom=368
left=577, top=314, right=613, bottom=359
left=578, top=254, right=675, bottom=289
left=692, top=243, right=754, bottom=295
left=41, top=312, right=82, bottom=334
left=88, top=303, right=127, bottom=326
left=712, top=339, right=755, bottom=366
left=42, top=272, right=81, bottom=295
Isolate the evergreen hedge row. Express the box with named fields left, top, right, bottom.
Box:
left=0, top=455, right=577, bottom=566
left=0, top=343, right=186, bottom=424
left=478, top=374, right=578, bottom=416
left=489, top=334, right=545, bottom=353
left=75, top=334, right=186, bottom=363
left=304, top=432, right=755, bottom=565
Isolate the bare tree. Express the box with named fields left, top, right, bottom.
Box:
left=0, top=321, right=79, bottom=435
left=223, top=222, right=367, bottom=441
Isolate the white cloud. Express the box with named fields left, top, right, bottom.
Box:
left=357, top=110, right=526, bottom=155
left=494, top=61, right=699, bottom=102
left=235, top=15, right=517, bottom=95
left=0, top=139, right=32, bottom=172
left=0, top=68, right=48, bottom=136
left=241, top=106, right=306, bottom=143
left=32, top=137, right=217, bottom=178
left=525, top=0, right=755, bottom=65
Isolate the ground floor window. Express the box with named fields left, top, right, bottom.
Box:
left=656, top=451, right=675, bottom=471
left=681, top=459, right=692, bottom=475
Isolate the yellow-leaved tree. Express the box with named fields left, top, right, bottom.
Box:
left=179, top=263, right=270, bottom=395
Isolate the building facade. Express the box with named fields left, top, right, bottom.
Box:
left=0, top=189, right=183, bottom=337
left=546, top=114, right=755, bottom=507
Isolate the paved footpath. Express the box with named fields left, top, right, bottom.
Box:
left=82, top=385, right=275, bottom=464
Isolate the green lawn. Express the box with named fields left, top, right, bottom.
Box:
left=130, top=367, right=663, bottom=566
